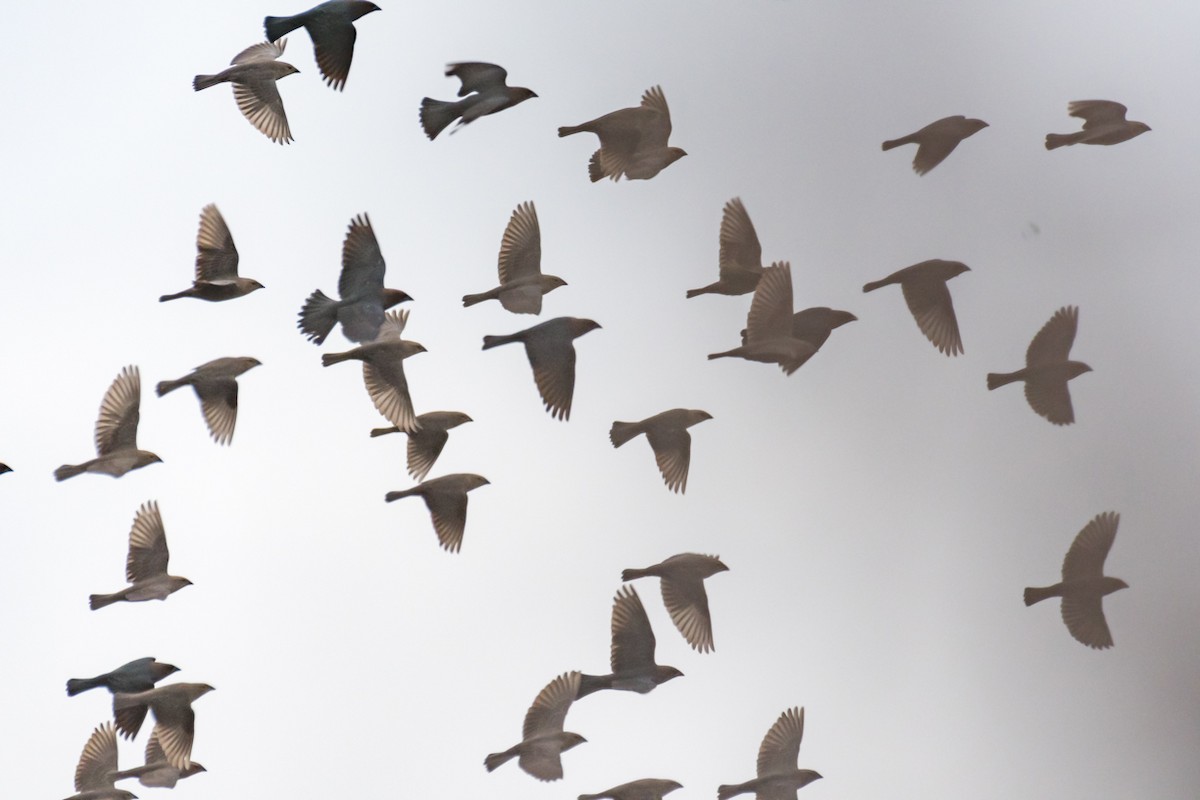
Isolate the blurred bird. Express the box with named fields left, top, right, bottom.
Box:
left=882, top=115, right=989, bottom=175
left=160, top=204, right=265, bottom=302
left=610, top=409, right=712, bottom=494
left=482, top=317, right=601, bottom=420
left=622, top=553, right=728, bottom=653
left=420, top=62, right=537, bottom=140
left=66, top=722, right=135, bottom=800
left=113, top=683, right=215, bottom=770
left=987, top=306, right=1091, bottom=425
left=370, top=410, right=473, bottom=481
left=1046, top=100, right=1150, bottom=150
left=577, top=585, right=683, bottom=699
left=111, top=729, right=206, bottom=789
left=156, top=357, right=262, bottom=445
left=718, top=707, right=822, bottom=800
left=322, top=310, right=425, bottom=432
left=67, top=658, right=179, bottom=698
left=385, top=473, right=490, bottom=553
left=0, top=463, right=10, bottom=474
left=90, top=502, right=192, bottom=611
left=463, top=202, right=566, bottom=314
left=558, top=86, right=686, bottom=181
left=193, top=39, right=299, bottom=144
left=264, top=0, right=380, bottom=91
left=55, top=366, right=162, bottom=481
left=686, top=197, right=764, bottom=298
left=862, top=259, right=970, bottom=355
left=299, top=213, right=412, bottom=344
left=579, top=779, right=683, bottom=800
left=709, top=262, right=817, bottom=374
left=485, top=671, right=586, bottom=781
left=1025, top=511, right=1128, bottom=649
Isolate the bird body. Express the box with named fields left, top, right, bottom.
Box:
left=576, top=585, right=682, bottom=699
left=264, top=1, right=380, bottom=91
left=66, top=658, right=179, bottom=697
left=708, top=262, right=817, bottom=374
left=156, top=356, right=261, bottom=445
left=987, top=306, right=1090, bottom=425
left=322, top=310, right=427, bottom=432
left=559, top=86, right=685, bottom=181
left=882, top=115, right=988, bottom=174
left=160, top=204, right=264, bottom=302
left=55, top=366, right=162, bottom=481
left=463, top=202, right=566, bottom=314
left=579, top=778, right=683, bottom=800
left=485, top=671, right=586, bottom=781
left=370, top=410, right=473, bottom=480
left=622, top=553, right=728, bottom=652
left=1046, top=100, right=1149, bottom=149
left=420, top=62, right=536, bottom=139
left=718, top=707, right=822, bottom=800
left=89, top=502, right=191, bottom=611
left=687, top=198, right=764, bottom=298
left=112, top=683, right=215, bottom=770
left=385, top=473, right=489, bottom=552
left=862, top=259, right=969, bottom=355
left=66, top=722, right=136, bottom=800
left=482, top=317, right=601, bottom=420
left=193, top=40, right=299, bottom=144
left=610, top=408, right=712, bottom=493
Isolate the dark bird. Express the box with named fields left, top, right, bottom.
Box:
left=1046, top=100, right=1150, bottom=150
left=0, top=463, right=10, bottom=474
left=156, top=357, right=262, bottom=445
left=576, top=585, right=683, bottom=699
left=111, top=729, right=206, bottom=789
left=67, top=658, right=179, bottom=698
left=160, top=204, right=264, bottom=302
left=385, top=473, right=490, bottom=553
left=622, top=553, right=728, bottom=653
left=610, top=409, right=712, bottom=494
left=558, top=86, right=686, bottom=182
left=1025, top=511, right=1128, bottom=649
left=718, top=707, right=822, bottom=800
left=89, top=502, right=192, bottom=611
left=708, top=262, right=817, bottom=374
left=862, top=259, right=969, bottom=355
left=113, top=683, right=215, bottom=770
left=264, top=1, right=380, bottom=91
left=55, top=366, right=162, bottom=481
left=299, top=213, right=412, bottom=344
left=485, top=671, right=586, bottom=781
left=482, top=317, right=601, bottom=420
left=463, top=201, right=566, bottom=314
left=988, top=306, right=1091, bottom=425
left=65, top=722, right=135, bottom=800
left=370, top=410, right=473, bottom=481
left=420, top=62, right=537, bottom=140
left=322, top=310, right=426, bottom=432
left=579, top=778, right=683, bottom=800
left=193, top=40, right=299, bottom=144
left=882, top=115, right=989, bottom=175
left=687, top=197, right=764, bottom=298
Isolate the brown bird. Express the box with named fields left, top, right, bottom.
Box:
left=882, top=115, right=989, bottom=175
left=67, top=658, right=179, bottom=697
left=66, top=722, right=135, bottom=800
left=862, top=259, right=970, bottom=355
left=482, top=317, right=601, bottom=420
left=370, top=410, right=473, bottom=481
left=709, top=262, right=817, bottom=374
left=559, top=86, right=686, bottom=182
left=579, top=779, right=683, bottom=800
left=577, top=585, right=683, bottom=699
left=687, top=197, right=765, bottom=298
left=160, top=204, right=264, bottom=302
left=1046, top=100, right=1150, bottom=150
left=264, top=0, right=380, bottom=91
left=610, top=409, right=712, bottom=494
left=987, top=306, right=1091, bottom=425
left=55, top=366, right=162, bottom=481
left=193, top=39, right=299, bottom=144
left=112, top=683, right=215, bottom=770
left=111, top=729, right=206, bottom=789
left=622, top=553, right=728, bottom=653
left=463, top=202, right=566, bottom=314
left=322, top=310, right=426, bottom=432
left=90, top=502, right=192, bottom=611
left=1025, top=511, right=1128, bottom=649
left=384, top=473, right=490, bottom=553
left=420, top=62, right=537, bottom=140
left=156, top=357, right=262, bottom=445
left=718, top=707, right=823, bottom=800
left=485, top=671, right=586, bottom=781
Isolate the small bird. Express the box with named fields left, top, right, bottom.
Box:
left=579, top=778, right=683, bottom=800
left=463, top=202, right=566, bottom=314
left=686, top=197, right=764, bottom=298
left=718, top=707, right=823, bottom=800
left=882, top=115, right=989, bottom=175
left=299, top=213, right=412, bottom=344
left=370, top=410, right=473, bottom=481
left=862, top=259, right=970, bottom=355
left=55, top=366, right=162, bottom=481
left=0, top=463, right=10, bottom=474
left=482, top=317, right=601, bottom=421
left=384, top=473, right=490, bottom=553
left=67, top=658, right=179, bottom=697
left=264, top=1, right=380, bottom=91
left=622, top=553, right=728, bottom=653
left=988, top=306, right=1091, bottom=425
left=576, top=585, right=683, bottom=699
left=110, top=729, right=206, bottom=789
left=420, top=62, right=537, bottom=140
left=1046, top=100, right=1150, bottom=150
left=156, top=357, right=262, bottom=445
left=709, top=262, right=817, bottom=374
left=65, top=722, right=136, bottom=800
left=112, top=683, right=215, bottom=770
left=90, top=502, right=192, bottom=611
left=485, top=671, right=586, bottom=781
left=1025, top=511, right=1128, bottom=649
left=193, top=39, right=299, bottom=144
left=559, top=86, right=686, bottom=182
left=322, top=310, right=426, bottom=432
left=610, top=409, right=712, bottom=494
left=785, top=307, right=858, bottom=351
left=160, top=204, right=265, bottom=302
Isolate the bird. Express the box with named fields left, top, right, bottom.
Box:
left=160, top=204, right=265, bottom=302
left=485, top=671, right=586, bottom=781
left=1025, top=511, right=1128, bottom=649
left=1046, top=100, right=1150, bottom=150
left=89, top=502, right=192, bottom=611
left=110, top=728, right=206, bottom=789
left=610, top=409, right=712, bottom=494
left=66, top=658, right=179, bottom=697
left=420, top=62, right=537, bottom=140
left=987, top=306, right=1091, bottom=425
left=384, top=473, right=490, bottom=553
left=65, top=722, right=136, bottom=800
left=55, top=366, right=162, bottom=481
left=783, top=306, right=858, bottom=351
left=708, top=262, right=818, bottom=374
left=298, top=213, right=412, bottom=344
left=0, top=463, right=10, bottom=474
left=576, top=585, right=683, bottom=699
left=112, top=683, right=215, bottom=770
left=579, top=778, right=684, bottom=800
left=156, top=357, right=262, bottom=445
left=263, top=1, right=380, bottom=91
left=718, top=707, right=823, bottom=800
left=322, top=310, right=426, bottom=432
left=622, top=553, right=728, bottom=653
left=482, top=317, right=601, bottom=420
left=370, top=410, right=473, bottom=481
left=686, top=197, right=764, bottom=298
left=463, top=202, right=566, bottom=314
left=193, top=39, right=299, bottom=144
left=862, top=259, right=970, bottom=355
left=558, top=86, right=686, bottom=182
left=882, top=115, right=989, bottom=175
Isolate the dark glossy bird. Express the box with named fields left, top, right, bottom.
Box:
left=862, top=259, right=969, bottom=355
left=55, top=366, right=162, bottom=481
left=687, top=197, right=765, bottom=298
left=370, top=410, right=473, bottom=481
left=709, top=263, right=817, bottom=374
left=111, top=729, right=206, bottom=789
left=622, top=553, right=728, bottom=653
left=66, top=722, right=135, bottom=800
left=577, top=585, right=683, bottom=699
left=113, top=683, right=215, bottom=770
left=67, top=658, right=179, bottom=697
left=485, top=671, right=586, bottom=782
left=160, top=204, right=264, bottom=302
left=718, top=707, right=822, bottom=800
left=559, top=86, right=686, bottom=181
left=463, top=202, right=566, bottom=314
left=482, top=317, right=601, bottom=420
left=987, top=306, right=1091, bottom=425
left=579, top=778, right=683, bottom=800
left=610, top=409, right=712, bottom=494
left=157, top=357, right=262, bottom=445
left=193, top=40, right=299, bottom=144
left=0, top=463, right=10, bottom=474
left=385, top=473, right=489, bottom=553
left=420, top=62, right=537, bottom=140
left=90, top=502, right=192, bottom=611
left=322, top=310, right=425, bottom=432
left=264, top=1, right=380, bottom=91
left=882, top=115, right=988, bottom=175
left=1046, top=100, right=1150, bottom=150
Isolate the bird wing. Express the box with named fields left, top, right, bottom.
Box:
left=362, top=351, right=418, bottom=433
left=525, top=334, right=577, bottom=421
left=638, top=85, right=673, bottom=146
left=610, top=585, right=657, bottom=672
left=373, top=309, right=409, bottom=342
left=718, top=197, right=764, bottom=280
left=1061, top=595, right=1114, bottom=649
left=145, top=728, right=168, bottom=765
left=75, top=722, right=119, bottom=791
left=422, top=483, right=471, bottom=552
left=231, top=39, right=286, bottom=64
left=95, top=365, right=142, bottom=455
left=745, top=262, right=794, bottom=342
left=645, top=426, right=692, bottom=494
left=194, top=379, right=239, bottom=445
left=151, top=713, right=196, bottom=771
left=1062, top=512, right=1119, bottom=581
left=127, top=501, right=170, bottom=582
left=448, top=61, right=509, bottom=95
left=1025, top=306, right=1078, bottom=366
left=339, top=213, right=386, bottom=297
left=232, top=68, right=294, bottom=144
left=194, top=204, right=240, bottom=280
left=757, top=706, right=804, bottom=777
left=660, top=569, right=715, bottom=652
left=407, top=428, right=449, bottom=482
left=911, top=135, right=961, bottom=176
left=310, top=19, right=358, bottom=91
left=1023, top=376, right=1076, bottom=425
left=523, top=671, right=581, bottom=739
left=900, top=278, right=963, bottom=355
left=1068, top=100, right=1128, bottom=129
left=498, top=201, right=542, bottom=284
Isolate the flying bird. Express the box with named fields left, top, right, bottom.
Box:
left=55, top=366, right=162, bottom=481
left=558, top=86, right=686, bottom=182
left=193, top=39, right=299, bottom=144
left=111, top=729, right=206, bottom=789
left=370, top=410, right=473, bottom=481
left=463, top=202, right=566, bottom=314
left=156, top=357, right=262, bottom=445
left=686, top=197, right=765, bottom=298
left=708, top=262, right=817, bottom=374
left=420, top=62, right=537, bottom=140
left=482, top=317, right=601, bottom=420
left=987, top=306, right=1091, bottom=425
left=610, top=409, right=712, bottom=494
left=862, top=259, right=970, bottom=355
left=0, top=463, right=10, bottom=475
left=718, top=707, right=823, bottom=800
left=322, top=310, right=426, bottom=432
left=65, top=722, right=135, bottom=800
left=576, top=585, right=683, bottom=699
left=160, top=204, right=264, bottom=302
left=67, top=657, right=179, bottom=697
left=579, top=779, right=683, bottom=800
left=264, top=1, right=380, bottom=91
left=1046, top=100, right=1150, bottom=150
left=622, top=553, right=728, bottom=653
left=89, top=502, right=192, bottom=611
left=485, top=671, right=586, bottom=781
left=1025, top=511, right=1128, bottom=649
left=385, top=473, right=490, bottom=553
left=882, top=115, right=989, bottom=175
left=112, top=683, right=215, bottom=770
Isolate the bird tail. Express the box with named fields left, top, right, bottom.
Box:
left=481, top=333, right=518, bottom=351
left=321, top=351, right=358, bottom=367
left=575, top=673, right=608, bottom=699
left=620, top=567, right=652, bottom=582
left=298, top=289, right=339, bottom=344
left=881, top=135, right=915, bottom=151
left=986, top=372, right=1020, bottom=390
left=484, top=748, right=517, bottom=772
left=1023, top=586, right=1056, bottom=606
left=557, top=124, right=591, bottom=137
left=112, top=698, right=150, bottom=740
left=587, top=151, right=607, bottom=182
left=862, top=278, right=891, bottom=293
left=717, top=783, right=749, bottom=800
left=192, top=74, right=224, bottom=92
left=686, top=283, right=718, bottom=299
left=707, top=349, right=737, bottom=360
left=263, top=15, right=303, bottom=43
left=66, top=677, right=101, bottom=696
left=384, top=488, right=417, bottom=503
left=579, top=794, right=606, bottom=800
left=89, top=593, right=120, bottom=610
left=1044, top=133, right=1073, bottom=150
left=54, top=463, right=84, bottom=482
left=369, top=426, right=398, bottom=438
left=156, top=379, right=185, bottom=397
left=158, top=290, right=189, bottom=302
left=609, top=421, right=641, bottom=448
left=462, top=291, right=491, bottom=307
left=419, top=98, right=462, bottom=141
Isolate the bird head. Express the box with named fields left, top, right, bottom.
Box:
left=687, top=410, right=714, bottom=426
left=570, top=318, right=602, bottom=337
left=169, top=577, right=194, bottom=592
left=829, top=309, right=858, bottom=328
left=665, top=147, right=688, bottom=165
left=560, top=732, right=588, bottom=751
left=155, top=662, right=182, bottom=679
left=514, top=87, right=539, bottom=103
left=966, top=118, right=989, bottom=134
left=1067, top=362, right=1093, bottom=379
left=382, top=288, right=414, bottom=308
left=656, top=665, right=685, bottom=684
left=350, top=2, right=382, bottom=19
left=138, top=452, right=164, bottom=467
left=543, top=275, right=568, bottom=291
left=184, top=763, right=208, bottom=776
left=1102, top=577, right=1130, bottom=595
